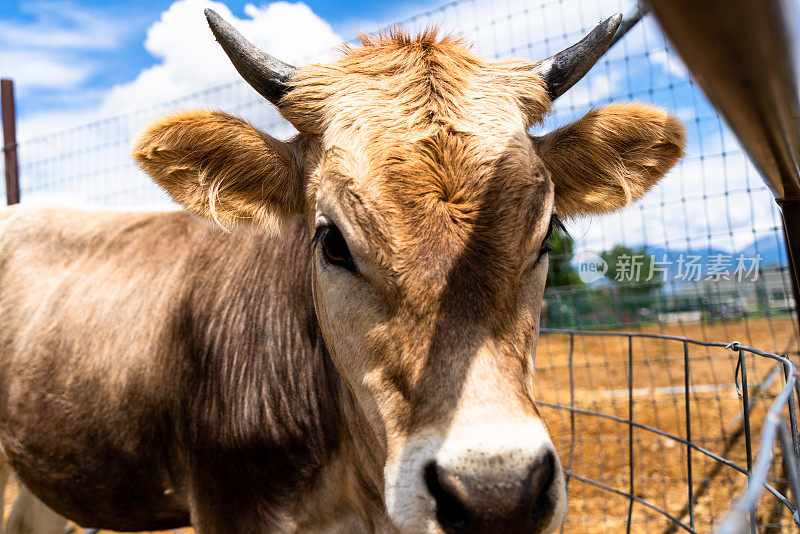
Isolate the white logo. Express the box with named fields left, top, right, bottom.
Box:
left=576, top=250, right=608, bottom=283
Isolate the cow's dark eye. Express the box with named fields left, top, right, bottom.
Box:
left=314, top=223, right=356, bottom=272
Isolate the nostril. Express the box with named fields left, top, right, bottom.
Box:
left=529, top=450, right=556, bottom=524
left=423, top=462, right=470, bottom=531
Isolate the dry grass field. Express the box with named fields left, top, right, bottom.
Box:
left=2, top=316, right=798, bottom=533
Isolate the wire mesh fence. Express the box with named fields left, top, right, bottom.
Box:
left=535, top=328, right=800, bottom=533
left=2, top=0, right=800, bottom=531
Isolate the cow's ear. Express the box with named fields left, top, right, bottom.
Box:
left=534, top=103, right=685, bottom=218
left=133, top=110, right=304, bottom=229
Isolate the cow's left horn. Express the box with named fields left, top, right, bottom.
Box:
left=535, top=14, right=622, bottom=100
left=205, top=9, right=296, bottom=106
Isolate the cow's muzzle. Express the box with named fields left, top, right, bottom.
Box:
left=384, top=421, right=567, bottom=534
left=423, top=448, right=557, bottom=533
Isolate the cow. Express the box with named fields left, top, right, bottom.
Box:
left=0, top=9, right=684, bottom=534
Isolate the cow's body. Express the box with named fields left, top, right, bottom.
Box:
left=0, top=206, right=367, bottom=532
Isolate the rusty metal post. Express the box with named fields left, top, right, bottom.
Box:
left=1, top=79, right=20, bottom=205
left=781, top=202, right=800, bottom=344
left=647, top=0, right=800, bottom=336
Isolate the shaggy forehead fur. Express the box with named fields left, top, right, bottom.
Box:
left=282, top=29, right=551, bottom=136
left=282, top=30, right=554, bottom=290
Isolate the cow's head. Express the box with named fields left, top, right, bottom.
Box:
left=134, top=11, right=684, bottom=533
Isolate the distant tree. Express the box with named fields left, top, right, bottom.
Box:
left=755, top=277, right=770, bottom=316
left=601, top=244, right=664, bottom=324
left=600, top=245, right=664, bottom=289
left=542, top=229, right=584, bottom=328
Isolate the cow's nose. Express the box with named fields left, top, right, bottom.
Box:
left=423, top=450, right=557, bottom=533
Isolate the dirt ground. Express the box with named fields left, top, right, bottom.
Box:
left=2, top=316, right=797, bottom=533
left=534, top=316, right=799, bottom=533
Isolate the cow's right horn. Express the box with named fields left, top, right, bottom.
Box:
left=534, top=14, right=622, bottom=101
left=205, top=9, right=296, bottom=106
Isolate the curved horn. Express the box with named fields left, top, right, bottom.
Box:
left=205, top=9, right=296, bottom=105
left=535, top=14, right=623, bottom=101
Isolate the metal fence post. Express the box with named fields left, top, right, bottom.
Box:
left=1, top=79, right=20, bottom=205
left=780, top=201, right=800, bottom=341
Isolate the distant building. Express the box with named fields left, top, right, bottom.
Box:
left=543, top=266, right=795, bottom=329
left=688, top=266, right=795, bottom=318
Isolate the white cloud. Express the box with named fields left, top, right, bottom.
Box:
left=648, top=48, right=689, bottom=79
left=100, top=0, right=342, bottom=115
left=0, top=50, right=95, bottom=89
left=14, top=0, right=344, bottom=206
left=15, top=0, right=343, bottom=139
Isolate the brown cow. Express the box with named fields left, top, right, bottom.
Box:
left=0, top=10, right=684, bottom=534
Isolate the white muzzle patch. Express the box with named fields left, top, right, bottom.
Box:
left=384, top=420, right=567, bottom=533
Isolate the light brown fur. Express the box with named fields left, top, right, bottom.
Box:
left=535, top=103, right=685, bottom=216
left=134, top=111, right=305, bottom=229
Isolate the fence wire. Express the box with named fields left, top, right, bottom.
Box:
left=2, top=0, right=799, bottom=531
left=536, top=329, right=800, bottom=533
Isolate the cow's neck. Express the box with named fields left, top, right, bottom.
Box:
left=294, top=385, right=391, bottom=531
left=185, top=217, right=387, bottom=524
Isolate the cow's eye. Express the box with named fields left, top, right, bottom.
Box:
left=314, top=223, right=356, bottom=272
